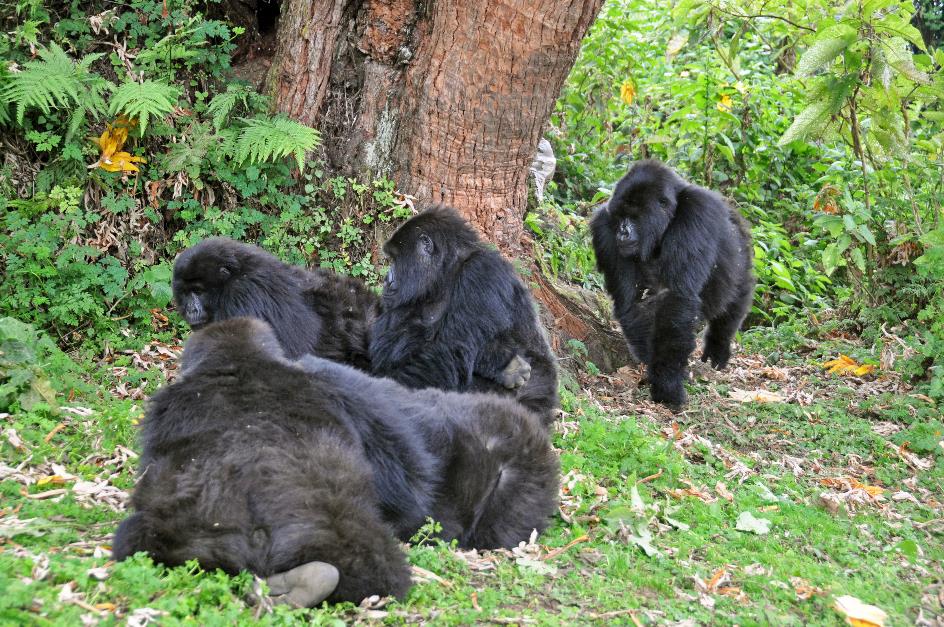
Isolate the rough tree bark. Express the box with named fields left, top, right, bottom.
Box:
left=267, top=0, right=604, bottom=251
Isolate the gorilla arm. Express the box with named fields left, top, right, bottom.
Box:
left=646, top=187, right=718, bottom=407
left=590, top=206, right=651, bottom=361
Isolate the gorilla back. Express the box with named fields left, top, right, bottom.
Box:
left=297, top=354, right=561, bottom=550
left=112, top=319, right=411, bottom=604
left=172, top=237, right=378, bottom=368
left=369, top=206, right=559, bottom=425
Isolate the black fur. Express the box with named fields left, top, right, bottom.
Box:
left=296, top=353, right=560, bottom=550
left=369, top=206, right=559, bottom=425
left=172, top=237, right=378, bottom=368
left=590, top=160, right=755, bottom=408
left=112, top=318, right=411, bottom=604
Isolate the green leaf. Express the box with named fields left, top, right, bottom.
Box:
left=796, top=24, right=857, bottom=77
left=856, top=223, right=876, bottom=246
left=882, top=37, right=930, bottom=84
left=851, top=247, right=866, bottom=272
left=779, top=99, right=835, bottom=145
left=232, top=116, right=321, bottom=170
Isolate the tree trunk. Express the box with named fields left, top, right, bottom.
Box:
left=267, top=0, right=603, bottom=250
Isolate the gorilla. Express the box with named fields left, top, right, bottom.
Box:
left=172, top=237, right=378, bottom=369
left=295, top=352, right=560, bottom=550
left=590, top=160, right=755, bottom=409
left=115, top=318, right=558, bottom=605
left=112, top=318, right=411, bottom=607
left=369, top=206, right=559, bottom=426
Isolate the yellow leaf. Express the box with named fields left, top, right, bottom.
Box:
left=37, top=475, right=67, bottom=486
left=620, top=80, right=636, bottom=105
left=99, top=151, right=147, bottom=173
left=834, top=595, right=887, bottom=626
left=716, top=94, right=733, bottom=112
left=823, top=355, right=875, bottom=377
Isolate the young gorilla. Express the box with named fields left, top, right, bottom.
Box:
left=172, top=237, right=378, bottom=369
left=590, top=160, right=755, bottom=409
left=369, top=206, right=559, bottom=426
left=295, top=353, right=560, bottom=550
left=112, top=318, right=411, bottom=607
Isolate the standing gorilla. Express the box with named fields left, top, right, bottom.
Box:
left=369, top=206, right=559, bottom=425
left=172, top=237, right=378, bottom=369
left=590, top=160, right=755, bottom=408
left=112, top=318, right=411, bottom=607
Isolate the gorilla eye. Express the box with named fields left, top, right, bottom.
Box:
left=419, top=233, right=434, bottom=256
left=219, top=267, right=232, bottom=279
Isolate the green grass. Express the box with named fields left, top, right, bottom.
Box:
left=1, top=325, right=941, bottom=625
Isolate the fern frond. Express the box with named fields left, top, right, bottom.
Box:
left=206, top=84, right=267, bottom=130
left=109, top=80, right=181, bottom=134
left=234, top=116, right=321, bottom=170
left=3, top=43, right=109, bottom=125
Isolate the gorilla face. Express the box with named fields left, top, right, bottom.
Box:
left=607, top=161, right=684, bottom=261
left=382, top=224, right=444, bottom=306
left=172, top=239, right=240, bottom=328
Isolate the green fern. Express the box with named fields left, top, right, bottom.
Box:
left=206, top=84, right=268, bottom=130
left=109, top=79, right=181, bottom=134
left=2, top=43, right=109, bottom=134
left=231, top=116, right=321, bottom=170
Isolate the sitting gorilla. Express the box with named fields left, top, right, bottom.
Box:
left=369, top=206, right=559, bottom=426
left=590, top=160, right=755, bottom=408
left=172, top=237, right=378, bottom=369
left=115, top=319, right=559, bottom=605
left=112, top=318, right=411, bottom=607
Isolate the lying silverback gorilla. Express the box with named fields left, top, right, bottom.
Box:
left=114, top=318, right=559, bottom=606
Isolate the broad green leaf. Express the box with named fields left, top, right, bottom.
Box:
left=796, top=25, right=857, bottom=77
left=856, top=223, right=876, bottom=246
left=876, top=14, right=927, bottom=52
left=779, top=99, right=834, bottom=145
left=883, top=37, right=930, bottom=84
left=852, top=247, right=866, bottom=272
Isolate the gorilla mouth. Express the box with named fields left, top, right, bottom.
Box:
left=617, top=242, right=639, bottom=257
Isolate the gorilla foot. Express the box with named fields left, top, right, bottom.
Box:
left=649, top=377, right=687, bottom=410
left=267, top=561, right=340, bottom=608
left=498, top=355, right=532, bottom=389
left=700, top=342, right=731, bottom=370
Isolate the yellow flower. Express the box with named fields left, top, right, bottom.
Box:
left=716, top=94, right=733, bottom=112
left=620, top=80, right=636, bottom=105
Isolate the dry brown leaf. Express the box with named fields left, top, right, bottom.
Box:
left=715, top=481, right=734, bottom=502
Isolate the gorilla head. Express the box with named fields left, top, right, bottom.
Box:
left=606, top=160, right=687, bottom=260
left=176, top=316, right=288, bottom=379
left=171, top=237, right=245, bottom=329
left=381, top=206, right=480, bottom=306
left=172, top=237, right=379, bottom=368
